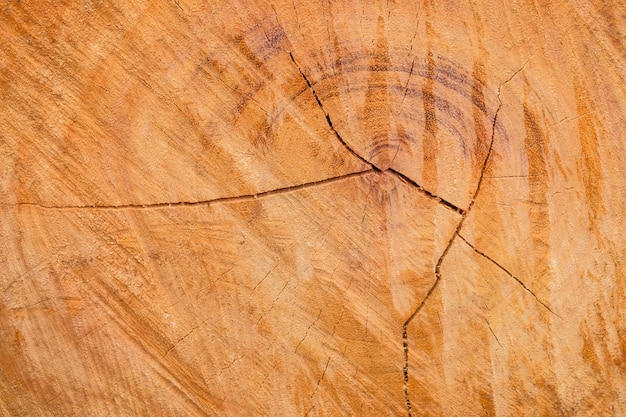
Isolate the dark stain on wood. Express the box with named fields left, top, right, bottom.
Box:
left=575, top=81, right=605, bottom=242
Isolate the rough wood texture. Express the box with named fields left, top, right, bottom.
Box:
left=1, top=1, right=625, bottom=416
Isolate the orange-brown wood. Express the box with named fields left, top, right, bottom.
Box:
left=1, top=1, right=625, bottom=415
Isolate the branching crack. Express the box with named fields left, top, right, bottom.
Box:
left=6, top=170, right=372, bottom=211
left=457, top=233, right=561, bottom=318
left=289, top=51, right=465, bottom=216
left=401, top=101, right=502, bottom=417
left=400, top=65, right=521, bottom=415
left=13, top=48, right=536, bottom=416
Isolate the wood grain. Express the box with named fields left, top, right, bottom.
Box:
left=1, top=1, right=625, bottom=415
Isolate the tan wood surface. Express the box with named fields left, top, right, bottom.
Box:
left=1, top=1, right=625, bottom=416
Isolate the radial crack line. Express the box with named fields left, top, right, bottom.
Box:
left=388, top=168, right=465, bottom=215
left=288, top=52, right=378, bottom=170
left=7, top=169, right=373, bottom=211
left=401, top=105, right=500, bottom=417
left=457, top=233, right=560, bottom=318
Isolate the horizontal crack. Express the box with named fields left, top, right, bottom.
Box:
left=6, top=170, right=373, bottom=211
left=457, top=233, right=561, bottom=318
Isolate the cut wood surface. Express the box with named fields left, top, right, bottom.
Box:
left=1, top=1, right=625, bottom=416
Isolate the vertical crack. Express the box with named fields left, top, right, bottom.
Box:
left=401, top=61, right=529, bottom=416
left=305, top=356, right=331, bottom=416
left=288, top=52, right=380, bottom=171
left=401, top=97, right=503, bottom=417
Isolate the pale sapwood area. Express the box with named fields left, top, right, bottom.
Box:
left=0, top=1, right=625, bottom=416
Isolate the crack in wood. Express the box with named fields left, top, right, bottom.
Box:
left=288, top=51, right=377, bottom=170
left=401, top=62, right=529, bottom=416
left=6, top=170, right=372, bottom=211
left=289, top=51, right=464, bottom=215
left=399, top=59, right=416, bottom=108
left=457, top=233, right=561, bottom=318
left=9, top=45, right=537, bottom=415
left=12, top=54, right=467, bottom=220
left=388, top=168, right=465, bottom=215
left=484, top=317, right=503, bottom=348
left=295, top=307, right=324, bottom=354
left=162, top=318, right=210, bottom=359
left=305, top=356, right=331, bottom=417
left=401, top=100, right=502, bottom=417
